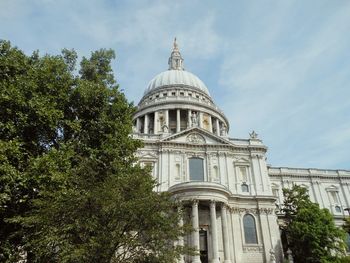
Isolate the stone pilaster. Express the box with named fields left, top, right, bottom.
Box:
left=210, top=200, right=220, bottom=263
left=192, top=200, right=201, bottom=263
left=221, top=204, right=232, bottom=263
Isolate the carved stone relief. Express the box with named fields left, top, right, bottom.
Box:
left=243, top=245, right=264, bottom=253
left=186, top=133, right=205, bottom=144
left=230, top=207, right=274, bottom=215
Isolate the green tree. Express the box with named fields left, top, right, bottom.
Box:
left=0, top=40, right=191, bottom=263
left=282, top=185, right=347, bottom=263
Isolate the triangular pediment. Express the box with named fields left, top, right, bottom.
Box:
left=232, top=156, right=250, bottom=163
left=160, top=127, right=233, bottom=145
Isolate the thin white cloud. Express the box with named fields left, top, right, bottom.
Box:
left=0, top=0, right=349, bottom=169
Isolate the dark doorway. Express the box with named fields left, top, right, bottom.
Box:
left=199, top=228, right=208, bottom=263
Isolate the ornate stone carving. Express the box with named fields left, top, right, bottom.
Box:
left=187, top=133, right=205, bottom=144
left=249, top=130, right=258, bottom=139
left=243, top=245, right=264, bottom=253
left=191, top=111, right=198, bottom=127
left=260, top=208, right=274, bottom=215
left=220, top=124, right=227, bottom=136
left=233, top=156, right=250, bottom=163
left=230, top=207, right=274, bottom=215
left=162, top=124, right=169, bottom=133
left=231, top=207, right=258, bottom=215
left=270, top=249, right=276, bottom=263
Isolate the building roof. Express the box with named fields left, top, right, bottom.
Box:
left=143, top=38, right=210, bottom=96
left=144, top=69, right=209, bottom=96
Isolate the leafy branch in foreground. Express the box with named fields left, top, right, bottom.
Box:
left=0, top=40, right=192, bottom=263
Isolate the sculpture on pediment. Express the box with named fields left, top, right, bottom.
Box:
left=186, top=133, right=205, bottom=144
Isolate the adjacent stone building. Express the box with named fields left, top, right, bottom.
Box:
left=132, top=40, right=350, bottom=263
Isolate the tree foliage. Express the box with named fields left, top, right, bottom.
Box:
left=0, top=40, right=191, bottom=263
left=282, top=185, right=347, bottom=263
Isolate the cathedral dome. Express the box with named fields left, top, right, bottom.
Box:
left=144, top=69, right=210, bottom=96
left=143, top=38, right=209, bottom=97
left=134, top=39, right=230, bottom=137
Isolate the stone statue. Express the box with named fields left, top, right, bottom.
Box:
left=220, top=124, right=227, bottom=136
left=191, top=111, right=198, bottom=127
left=148, top=122, right=153, bottom=134
left=249, top=130, right=258, bottom=139
left=162, top=124, right=169, bottom=133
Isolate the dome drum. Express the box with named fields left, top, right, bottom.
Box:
left=133, top=107, right=229, bottom=137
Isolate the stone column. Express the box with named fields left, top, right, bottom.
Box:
left=136, top=117, right=141, bottom=133
left=210, top=200, right=220, bottom=263
left=178, top=207, right=185, bottom=263
left=154, top=111, right=158, bottom=134
left=144, top=114, right=149, bottom=134
left=221, top=204, right=232, bottom=263
left=176, top=109, right=181, bottom=133
left=227, top=208, right=235, bottom=262
left=215, top=119, right=220, bottom=136
left=192, top=200, right=201, bottom=263
left=209, top=115, right=213, bottom=133
left=165, top=110, right=169, bottom=130
left=187, top=109, right=191, bottom=128
left=198, top=112, right=203, bottom=128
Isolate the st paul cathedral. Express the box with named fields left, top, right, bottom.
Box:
left=132, top=40, right=350, bottom=263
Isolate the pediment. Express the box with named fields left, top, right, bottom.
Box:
left=160, top=127, right=232, bottom=145
left=137, top=150, right=158, bottom=159
left=232, top=156, right=250, bottom=163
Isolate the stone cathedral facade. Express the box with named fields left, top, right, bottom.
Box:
left=132, top=40, right=350, bottom=263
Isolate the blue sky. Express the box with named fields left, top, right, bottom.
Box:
left=1, top=0, right=350, bottom=170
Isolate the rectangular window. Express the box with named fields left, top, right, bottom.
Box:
left=189, top=158, right=204, bottom=181
left=175, top=163, right=181, bottom=181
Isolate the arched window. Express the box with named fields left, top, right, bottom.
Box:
left=243, top=214, right=258, bottom=244
left=189, top=158, right=204, bottom=181
left=335, top=206, right=341, bottom=213
left=241, top=183, right=249, bottom=193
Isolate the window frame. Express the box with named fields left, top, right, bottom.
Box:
left=243, top=214, right=258, bottom=244
left=188, top=157, right=205, bottom=182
